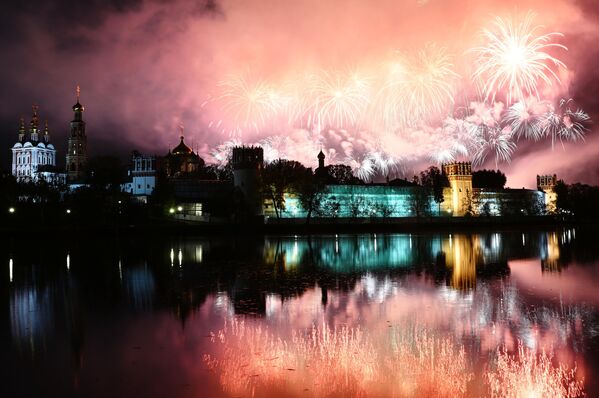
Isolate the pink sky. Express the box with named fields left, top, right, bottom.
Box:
left=1, top=0, right=598, bottom=186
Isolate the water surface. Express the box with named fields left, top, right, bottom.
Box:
left=2, top=228, right=598, bottom=397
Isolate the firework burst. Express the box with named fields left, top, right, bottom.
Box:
left=217, top=75, right=286, bottom=137
left=302, top=71, right=371, bottom=130
left=470, top=123, right=516, bottom=168
left=472, top=12, right=567, bottom=104
left=376, top=45, right=458, bottom=130
left=504, top=99, right=547, bottom=141
left=538, top=99, right=590, bottom=149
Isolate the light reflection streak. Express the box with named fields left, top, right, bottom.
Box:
left=66, top=253, right=70, bottom=271
left=9, top=258, right=13, bottom=282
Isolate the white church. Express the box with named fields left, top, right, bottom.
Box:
left=11, top=105, right=64, bottom=183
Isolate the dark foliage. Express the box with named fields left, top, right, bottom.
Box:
left=472, top=170, right=506, bottom=189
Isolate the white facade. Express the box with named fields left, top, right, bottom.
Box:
left=122, top=152, right=156, bottom=200
left=11, top=108, right=59, bottom=182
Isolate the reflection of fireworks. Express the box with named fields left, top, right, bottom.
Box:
left=472, top=12, right=567, bottom=104
left=204, top=320, right=472, bottom=398
left=204, top=317, right=585, bottom=397
left=486, top=342, right=584, bottom=398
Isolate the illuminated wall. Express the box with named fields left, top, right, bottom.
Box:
left=265, top=185, right=436, bottom=218
left=264, top=185, right=545, bottom=219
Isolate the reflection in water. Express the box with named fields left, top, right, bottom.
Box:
left=205, top=320, right=472, bottom=398
left=443, top=235, right=478, bottom=290
left=123, top=264, right=155, bottom=310
left=10, top=288, right=52, bottom=353
left=542, top=232, right=561, bottom=272
left=3, top=228, right=596, bottom=397
left=487, top=343, right=583, bottom=398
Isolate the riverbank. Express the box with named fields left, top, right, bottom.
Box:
left=0, top=214, right=590, bottom=238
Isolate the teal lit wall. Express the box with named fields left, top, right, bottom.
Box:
left=264, top=185, right=546, bottom=219
left=267, top=185, right=437, bottom=218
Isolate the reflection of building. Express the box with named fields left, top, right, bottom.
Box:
left=541, top=232, right=561, bottom=272
left=66, top=87, right=88, bottom=183
left=11, top=105, right=61, bottom=182
left=537, top=174, right=557, bottom=214
left=442, top=235, right=479, bottom=290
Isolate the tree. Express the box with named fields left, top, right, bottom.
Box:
left=472, top=170, right=506, bottom=189
left=316, top=196, right=341, bottom=218
left=87, top=156, right=125, bottom=188
left=554, top=180, right=570, bottom=213
left=420, top=166, right=449, bottom=214
left=374, top=202, right=395, bottom=218
left=348, top=196, right=366, bottom=218
left=323, top=164, right=361, bottom=185
left=409, top=187, right=431, bottom=217
left=262, top=159, right=307, bottom=220
left=296, top=170, right=327, bottom=224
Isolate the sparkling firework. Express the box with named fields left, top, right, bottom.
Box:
left=217, top=75, right=285, bottom=137
left=538, top=98, right=590, bottom=149
left=345, top=154, right=376, bottom=181
left=376, top=45, right=458, bottom=129
left=504, top=99, right=546, bottom=141
left=302, top=71, right=371, bottom=130
left=472, top=12, right=567, bottom=104
left=470, top=123, right=516, bottom=168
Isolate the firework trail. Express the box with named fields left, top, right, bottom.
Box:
left=472, top=12, right=567, bottom=104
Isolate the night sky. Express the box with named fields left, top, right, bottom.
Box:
left=1, top=0, right=599, bottom=188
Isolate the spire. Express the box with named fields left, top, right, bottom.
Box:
left=317, top=147, right=325, bottom=169
left=18, top=117, right=25, bottom=141
left=30, top=104, right=39, bottom=131
left=72, top=85, right=84, bottom=115
left=179, top=123, right=185, bottom=141
left=30, top=104, right=39, bottom=141
left=43, top=119, right=50, bottom=142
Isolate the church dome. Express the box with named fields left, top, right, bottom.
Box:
left=172, top=136, right=193, bottom=155
left=72, top=101, right=84, bottom=112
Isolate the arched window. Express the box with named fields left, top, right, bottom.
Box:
left=71, top=162, right=76, bottom=171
